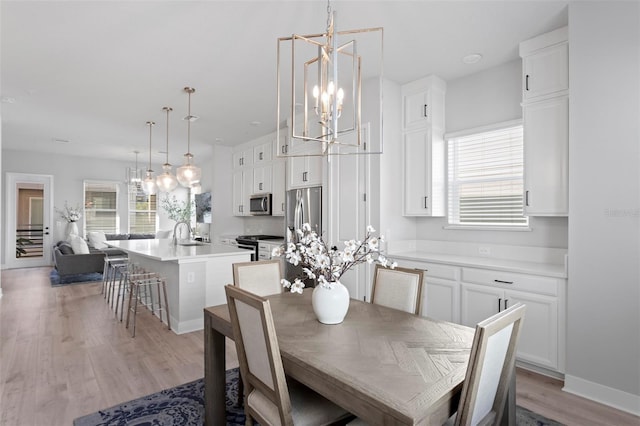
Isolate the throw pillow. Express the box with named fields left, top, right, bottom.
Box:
left=87, top=231, right=108, bottom=249
left=57, top=242, right=74, bottom=255
left=69, top=235, right=90, bottom=254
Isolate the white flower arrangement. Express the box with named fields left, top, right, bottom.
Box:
left=272, top=223, right=397, bottom=293
left=55, top=202, right=82, bottom=223
left=161, top=195, right=194, bottom=222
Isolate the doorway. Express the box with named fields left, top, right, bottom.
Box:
left=5, top=173, right=54, bottom=269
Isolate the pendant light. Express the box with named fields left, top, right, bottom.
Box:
left=176, top=87, right=202, bottom=188
left=125, top=150, right=143, bottom=188
left=142, top=121, right=157, bottom=195
left=156, top=106, right=179, bottom=192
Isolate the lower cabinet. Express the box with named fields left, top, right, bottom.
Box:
left=398, top=260, right=565, bottom=373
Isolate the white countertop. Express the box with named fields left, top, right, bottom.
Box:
left=387, top=240, right=568, bottom=278
left=107, top=239, right=252, bottom=262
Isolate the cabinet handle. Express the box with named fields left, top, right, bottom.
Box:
left=494, top=279, right=514, bottom=285
left=525, top=190, right=530, bottom=207
left=504, top=299, right=509, bottom=309
left=259, top=183, right=263, bottom=191
left=423, top=104, right=428, bottom=118
left=303, top=171, right=308, bottom=182
left=525, top=75, right=530, bottom=91
left=259, top=152, right=263, bottom=160
left=424, top=196, right=428, bottom=209
left=498, top=298, right=502, bottom=312
left=282, top=202, right=285, bottom=212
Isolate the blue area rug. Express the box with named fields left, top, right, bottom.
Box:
left=50, top=269, right=103, bottom=286
left=73, top=368, right=565, bottom=426
left=73, top=368, right=245, bottom=426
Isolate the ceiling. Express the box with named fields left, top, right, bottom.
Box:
left=1, top=0, right=568, bottom=166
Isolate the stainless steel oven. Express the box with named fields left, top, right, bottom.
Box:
left=236, top=235, right=282, bottom=261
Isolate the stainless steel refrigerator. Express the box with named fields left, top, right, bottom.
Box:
left=284, top=186, right=322, bottom=285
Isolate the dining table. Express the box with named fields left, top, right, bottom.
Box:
left=203, top=289, right=516, bottom=425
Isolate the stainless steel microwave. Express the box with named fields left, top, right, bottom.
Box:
left=249, top=193, right=272, bottom=215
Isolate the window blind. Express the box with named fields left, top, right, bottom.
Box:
left=447, top=125, right=528, bottom=227
left=129, top=188, right=157, bottom=234
left=84, top=181, right=119, bottom=234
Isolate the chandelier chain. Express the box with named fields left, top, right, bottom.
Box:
left=326, top=0, right=332, bottom=33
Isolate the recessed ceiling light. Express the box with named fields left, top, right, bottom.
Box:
left=215, top=138, right=223, bottom=143
left=183, top=115, right=199, bottom=122
left=52, top=138, right=70, bottom=144
left=250, top=121, right=261, bottom=126
left=462, top=53, right=483, bottom=64
left=1, top=96, right=16, bottom=104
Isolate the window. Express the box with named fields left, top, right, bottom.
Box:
left=84, top=181, right=119, bottom=234
left=129, top=186, right=157, bottom=234
left=447, top=122, right=528, bottom=228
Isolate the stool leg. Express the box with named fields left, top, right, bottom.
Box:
left=125, top=280, right=135, bottom=331
left=161, top=278, right=171, bottom=331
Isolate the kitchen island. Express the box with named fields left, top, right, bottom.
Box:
left=107, top=239, right=251, bottom=334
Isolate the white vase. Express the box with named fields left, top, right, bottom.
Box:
left=312, top=280, right=350, bottom=324
left=66, top=222, right=78, bottom=240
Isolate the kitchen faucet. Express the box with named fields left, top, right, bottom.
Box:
left=172, top=220, right=193, bottom=245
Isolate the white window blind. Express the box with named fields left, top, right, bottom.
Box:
left=129, top=186, right=157, bottom=234
left=447, top=124, right=528, bottom=227
left=84, top=181, right=119, bottom=234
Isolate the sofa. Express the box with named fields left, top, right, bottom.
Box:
left=53, top=233, right=157, bottom=277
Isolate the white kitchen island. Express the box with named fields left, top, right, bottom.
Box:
left=107, top=239, right=252, bottom=334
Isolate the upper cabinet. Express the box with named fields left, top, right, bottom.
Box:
left=520, top=27, right=569, bottom=102
left=401, top=75, right=446, bottom=217
left=520, top=27, right=569, bottom=216
left=232, top=148, right=254, bottom=169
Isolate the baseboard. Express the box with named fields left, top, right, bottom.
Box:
left=516, top=360, right=564, bottom=380
left=563, top=374, right=640, bottom=416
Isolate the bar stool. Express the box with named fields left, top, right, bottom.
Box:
left=102, top=255, right=128, bottom=300
left=113, top=263, right=154, bottom=321
left=125, top=275, right=171, bottom=337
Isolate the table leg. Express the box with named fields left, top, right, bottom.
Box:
left=204, top=313, right=226, bottom=426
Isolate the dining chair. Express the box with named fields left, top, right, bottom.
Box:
left=370, top=264, right=424, bottom=315
left=225, top=284, right=351, bottom=426
left=232, top=259, right=283, bottom=296
left=348, top=303, right=526, bottom=426
left=453, top=302, right=526, bottom=426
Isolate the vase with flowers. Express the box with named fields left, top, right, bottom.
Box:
left=272, top=223, right=396, bottom=324
left=56, top=202, right=82, bottom=239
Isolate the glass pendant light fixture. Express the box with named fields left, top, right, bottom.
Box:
left=142, top=121, right=157, bottom=195
left=156, top=106, right=179, bottom=192
left=176, top=87, right=202, bottom=188
left=125, top=150, right=143, bottom=188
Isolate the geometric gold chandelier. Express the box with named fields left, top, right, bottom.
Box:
left=276, top=0, right=383, bottom=156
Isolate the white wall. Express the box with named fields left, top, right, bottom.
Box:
left=414, top=59, right=569, bottom=248
left=566, top=1, right=640, bottom=412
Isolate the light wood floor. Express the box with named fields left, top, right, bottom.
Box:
left=0, top=267, right=637, bottom=426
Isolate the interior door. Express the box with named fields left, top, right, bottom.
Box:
left=5, top=173, right=54, bottom=268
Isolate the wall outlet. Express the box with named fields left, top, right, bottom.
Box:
left=187, top=272, right=195, bottom=283
left=478, top=246, right=491, bottom=256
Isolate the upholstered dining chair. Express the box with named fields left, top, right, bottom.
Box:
left=348, top=303, right=527, bottom=426
left=452, top=302, right=526, bottom=426
left=232, top=259, right=283, bottom=296
left=224, top=285, right=351, bottom=426
left=370, top=264, right=424, bottom=315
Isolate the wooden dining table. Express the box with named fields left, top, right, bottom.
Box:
left=204, top=289, right=515, bottom=425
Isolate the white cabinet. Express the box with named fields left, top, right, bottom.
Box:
left=253, top=140, right=273, bottom=164
left=520, top=26, right=569, bottom=216
left=232, top=149, right=253, bottom=169
left=520, top=27, right=568, bottom=102
left=252, top=164, right=272, bottom=194
left=271, top=160, right=286, bottom=216
left=523, top=97, right=569, bottom=215
left=288, top=155, right=323, bottom=189
left=460, top=267, right=563, bottom=372
left=232, top=170, right=253, bottom=216
left=401, top=76, right=446, bottom=217
left=399, top=260, right=460, bottom=323
left=402, top=129, right=445, bottom=216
